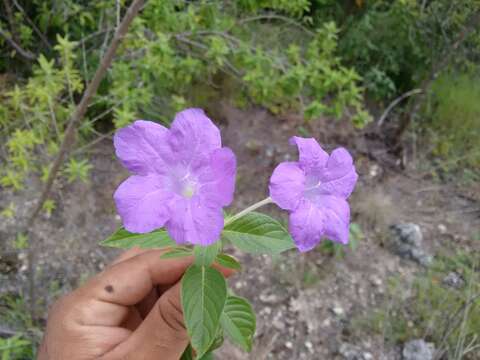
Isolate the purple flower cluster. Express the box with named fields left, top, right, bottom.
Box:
left=269, top=137, right=358, bottom=251
left=113, top=108, right=358, bottom=252
left=113, top=108, right=236, bottom=246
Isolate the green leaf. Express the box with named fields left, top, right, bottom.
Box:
left=181, top=334, right=222, bottom=360
left=180, top=345, right=194, bottom=360
left=181, top=265, right=227, bottom=358
left=222, top=212, right=295, bottom=255
left=348, top=222, right=363, bottom=252
left=215, top=254, right=241, bottom=270
left=199, top=353, right=214, bottom=360
left=194, top=242, right=221, bottom=266
left=100, top=227, right=175, bottom=249
left=220, top=295, right=256, bottom=352
left=160, top=247, right=193, bottom=259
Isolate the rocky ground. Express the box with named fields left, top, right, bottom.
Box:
left=1, top=103, right=479, bottom=359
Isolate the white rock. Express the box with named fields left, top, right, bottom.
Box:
left=332, top=305, right=345, bottom=317
left=438, top=223, right=447, bottom=234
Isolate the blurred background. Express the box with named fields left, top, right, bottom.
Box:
left=0, top=1, right=479, bottom=359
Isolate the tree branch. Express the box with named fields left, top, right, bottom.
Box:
left=23, top=0, right=145, bottom=319
left=377, top=89, right=423, bottom=127
left=0, top=27, right=36, bottom=60
left=238, top=13, right=315, bottom=37
left=11, top=0, right=52, bottom=50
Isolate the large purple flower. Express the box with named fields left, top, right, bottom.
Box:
left=269, top=137, right=358, bottom=252
left=113, top=108, right=236, bottom=246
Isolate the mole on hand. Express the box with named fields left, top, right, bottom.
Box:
left=104, top=285, right=114, bottom=293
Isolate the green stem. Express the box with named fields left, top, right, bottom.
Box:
left=225, top=197, right=273, bottom=226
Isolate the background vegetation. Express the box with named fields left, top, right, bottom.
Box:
left=1, top=0, right=479, bottom=359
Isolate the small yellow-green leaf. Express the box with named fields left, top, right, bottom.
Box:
left=215, top=254, right=241, bottom=270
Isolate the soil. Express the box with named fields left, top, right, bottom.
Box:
left=1, top=102, right=479, bottom=359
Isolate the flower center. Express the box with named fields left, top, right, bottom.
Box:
left=181, top=181, right=197, bottom=198
left=168, top=166, right=199, bottom=199
left=303, top=174, right=322, bottom=201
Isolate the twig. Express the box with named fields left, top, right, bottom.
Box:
left=74, top=28, right=114, bottom=49
left=23, top=0, right=145, bottom=320
left=11, top=0, right=51, bottom=50
left=238, top=13, right=315, bottom=37
left=377, top=89, right=423, bottom=127
left=72, top=130, right=115, bottom=155
left=0, top=27, right=36, bottom=60
left=2, top=0, right=18, bottom=43
left=174, top=34, right=242, bottom=77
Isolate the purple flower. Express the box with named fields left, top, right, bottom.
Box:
left=113, top=108, right=236, bottom=246
left=269, top=137, right=358, bottom=252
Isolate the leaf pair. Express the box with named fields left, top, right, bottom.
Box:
left=181, top=265, right=255, bottom=359
left=101, top=211, right=295, bottom=256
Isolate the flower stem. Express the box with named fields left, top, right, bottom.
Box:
left=225, top=197, right=273, bottom=226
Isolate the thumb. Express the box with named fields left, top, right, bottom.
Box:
left=106, top=282, right=189, bottom=360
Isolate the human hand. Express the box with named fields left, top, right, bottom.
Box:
left=38, top=248, right=232, bottom=360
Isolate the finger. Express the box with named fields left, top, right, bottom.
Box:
left=113, top=248, right=164, bottom=319
left=70, top=251, right=192, bottom=327
left=85, top=250, right=192, bottom=305
left=135, top=286, right=160, bottom=319
left=121, top=307, right=143, bottom=331
left=103, top=283, right=188, bottom=360
left=110, top=247, right=151, bottom=266
left=139, top=263, right=237, bottom=319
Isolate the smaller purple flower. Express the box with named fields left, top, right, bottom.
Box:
left=269, top=137, right=358, bottom=252
left=113, top=108, right=236, bottom=246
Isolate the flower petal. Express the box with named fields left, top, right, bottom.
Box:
left=166, top=197, right=224, bottom=246
left=114, top=174, right=173, bottom=233
left=289, top=199, right=325, bottom=252
left=319, top=148, right=358, bottom=198
left=114, top=120, right=171, bottom=175
left=168, top=108, right=221, bottom=169
left=318, top=195, right=350, bottom=245
left=289, top=136, right=329, bottom=171
left=197, top=147, right=237, bottom=207
left=269, top=162, right=305, bottom=211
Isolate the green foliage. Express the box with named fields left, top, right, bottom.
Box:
left=64, top=158, right=92, bottom=183
left=109, top=1, right=369, bottom=125
left=42, top=199, right=56, bottom=216
left=100, top=227, right=175, bottom=249
left=181, top=265, right=227, bottom=358
left=424, top=71, right=480, bottom=169
left=1, top=0, right=370, bottom=191
left=338, top=1, right=425, bottom=100
left=0, top=294, right=37, bottom=359
left=222, top=212, right=296, bottom=255
left=0, top=335, right=33, bottom=360
left=0, top=202, right=16, bottom=219
left=0, top=33, right=90, bottom=190
left=319, top=222, right=363, bottom=258
left=13, top=233, right=29, bottom=250
left=315, top=0, right=480, bottom=103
